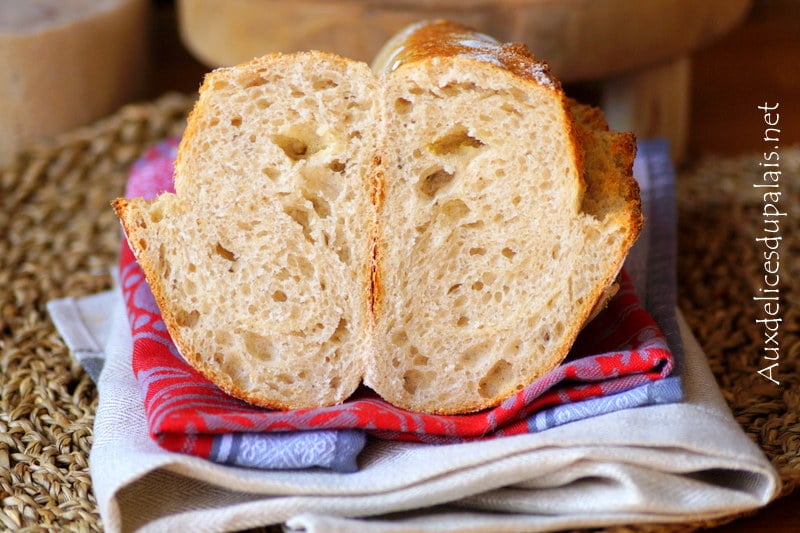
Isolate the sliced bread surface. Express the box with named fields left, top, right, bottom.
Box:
left=115, top=51, right=379, bottom=409
left=367, top=20, right=641, bottom=413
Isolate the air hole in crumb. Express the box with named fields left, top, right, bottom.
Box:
left=313, top=78, right=338, bottom=90
left=402, top=369, right=423, bottom=394
left=395, top=97, right=412, bottom=114
left=418, top=168, right=454, bottom=199
left=272, top=135, right=308, bottom=160
left=175, top=308, right=200, bottom=327
left=439, top=81, right=477, bottom=96
left=413, top=354, right=429, bottom=366
left=304, top=192, right=331, bottom=218
left=183, top=279, right=197, bottom=295
left=510, top=87, right=530, bottom=103
left=505, top=339, right=522, bottom=356
left=335, top=243, right=351, bottom=264
left=230, top=116, right=242, bottom=127
left=500, top=102, right=522, bottom=117
left=471, top=281, right=484, bottom=291
left=440, top=199, right=470, bottom=219
left=149, top=205, right=164, bottom=223
left=456, top=316, right=469, bottom=327
left=213, top=244, right=236, bottom=264
left=502, top=247, right=516, bottom=259
left=277, top=373, right=294, bottom=384
left=447, top=284, right=462, bottom=294
left=158, top=244, right=170, bottom=278
left=329, top=318, right=348, bottom=343
left=243, top=331, right=274, bottom=360
left=428, top=125, right=485, bottom=155
left=469, top=247, right=486, bottom=256
left=478, top=359, right=515, bottom=399
left=262, top=167, right=280, bottom=180
left=213, top=242, right=237, bottom=262
left=239, top=72, right=267, bottom=88
left=391, top=329, right=408, bottom=346
left=460, top=342, right=488, bottom=366
left=272, top=290, right=287, bottom=302
left=287, top=254, right=314, bottom=277
left=215, top=330, right=231, bottom=345
left=462, top=220, right=485, bottom=230
left=328, top=159, right=346, bottom=173
left=283, top=206, right=314, bottom=244
left=329, top=376, right=340, bottom=389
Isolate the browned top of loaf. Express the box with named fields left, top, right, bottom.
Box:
left=375, top=19, right=560, bottom=91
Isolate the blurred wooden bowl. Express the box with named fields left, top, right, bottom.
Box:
left=0, top=0, right=149, bottom=166
left=177, top=0, right=751, bottom=162
left=177, top=0, right=749, bottom=82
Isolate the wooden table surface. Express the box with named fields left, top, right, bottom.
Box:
left=144, top=1, right=799, bottom=530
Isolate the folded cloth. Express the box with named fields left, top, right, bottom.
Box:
left=48, top=139, right=780, bottom=532
left=85, top=299, right=779, bottom=533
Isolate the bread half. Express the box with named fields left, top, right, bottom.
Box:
left=368, top=20, right=641, bottom=413
left=114, top=51, right=379, bottom=409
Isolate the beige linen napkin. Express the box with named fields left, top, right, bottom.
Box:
left=87, top=284, right=779, bottom=533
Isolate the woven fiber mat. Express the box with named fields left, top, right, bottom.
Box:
left=1, top=93, right=797, bottom=532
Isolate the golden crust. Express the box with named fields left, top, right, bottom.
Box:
left=372, top=19, right=561, bottom=92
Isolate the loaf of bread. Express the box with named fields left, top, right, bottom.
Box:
left=114, top=20, right=641, bottom=414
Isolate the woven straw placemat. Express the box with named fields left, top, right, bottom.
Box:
left=0, top=93, right=797, bottom=531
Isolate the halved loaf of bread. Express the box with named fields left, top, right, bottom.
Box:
left=115, top=52, right=380, bottom=409
left=114, top=20, right=642, bottom=414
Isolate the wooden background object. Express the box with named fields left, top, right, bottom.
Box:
left=0, top=0, right=149, bottom=167
left=177, top=0, right=750, bottom=163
